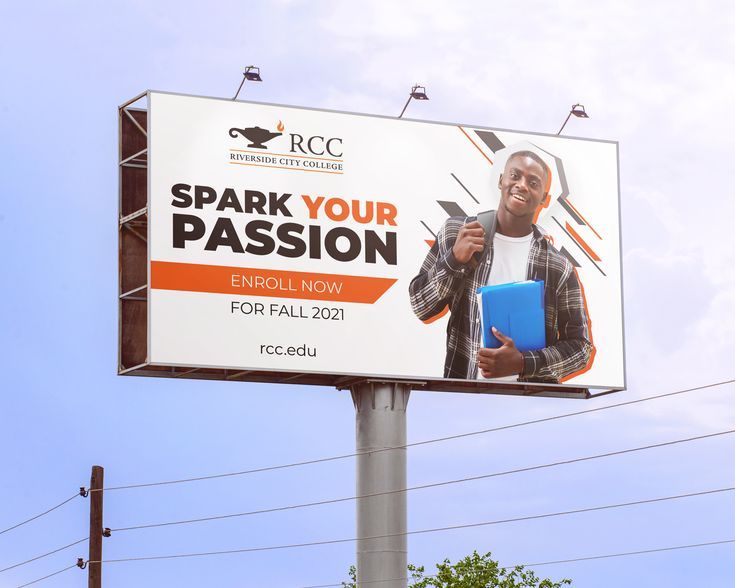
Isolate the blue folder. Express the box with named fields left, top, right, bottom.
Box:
left=476, top=281, right=546, bottom=352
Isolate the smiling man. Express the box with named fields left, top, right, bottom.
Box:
left=409, top=150, right=593, bottom=383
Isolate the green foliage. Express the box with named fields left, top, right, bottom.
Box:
left=342, top=565, right=357, bottom=587
left=409, top=551, right=571, bottom=587
left=342, top=552, right=571, bottom=588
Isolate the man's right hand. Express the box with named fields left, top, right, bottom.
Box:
left=451, top=220, right=486, bottom=264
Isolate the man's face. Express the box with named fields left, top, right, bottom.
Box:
left=498, top=155, right=548, bottom=219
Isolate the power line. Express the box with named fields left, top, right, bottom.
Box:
left=90, top=485, right=735, bottom=565
left=0, top=537, right=87, bottom=574
left=14, top=563, right=78, bottom=588
left=522, top=537, right=735, bottom=567
left=297, top=538, right=735, bottom=588
left=110, top=428, right=735, bottom=533
left=94, top=378, right=734, bottom=493
left=0, top=493, right=79, bottom=537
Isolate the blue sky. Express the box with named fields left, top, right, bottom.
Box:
left=1, top=1, right=734, bottom=586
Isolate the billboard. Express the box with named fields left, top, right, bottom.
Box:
left=119, top=91, right=625, bottom=397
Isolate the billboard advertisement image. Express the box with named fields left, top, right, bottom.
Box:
left=123, top=91, right=624, bottom=395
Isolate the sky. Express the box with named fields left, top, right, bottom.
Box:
left=1, top=0, right=734, bottom=586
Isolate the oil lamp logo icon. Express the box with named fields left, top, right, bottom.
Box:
left=228, top=120, right=284, bottom=149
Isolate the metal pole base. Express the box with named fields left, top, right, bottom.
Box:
left=351, top=382, right=410, bottom=588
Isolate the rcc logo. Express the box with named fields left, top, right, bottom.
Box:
left=229, top=123, right=343, bottom=158
left=289, top=133, right=343, bottom=158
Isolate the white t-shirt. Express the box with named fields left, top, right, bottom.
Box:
left=478, top=231, right=534, bottom=380
left=487, top=232, right=533, bottom=286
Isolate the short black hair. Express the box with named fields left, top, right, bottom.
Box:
left=506, top=150, right=550, bottom=184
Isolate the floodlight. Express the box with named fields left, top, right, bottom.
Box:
left=410, top=85, right=428, bottom=100
left=243, top=66, right=262, bottom=82
left=232, top=65, right=263, bottom=100
left=571, top=104, right=588, bottom=118
left=557, top=103, right=589, bottom=134
left=399, top=84, right=430, bottom=118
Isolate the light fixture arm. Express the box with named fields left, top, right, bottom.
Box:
left=232, top=76, right=247, bottom=101
left=557, top=110, right=573, bottom=135
left=398, top=95, right=413, bottom=118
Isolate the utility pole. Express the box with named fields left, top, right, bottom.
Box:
left=87, top=465, right=104, bottom=588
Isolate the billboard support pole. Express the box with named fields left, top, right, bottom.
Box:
left=351, top=382, right=411, bottom=588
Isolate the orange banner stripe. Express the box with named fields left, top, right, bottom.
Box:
left=151, top=261, right=396, bottom=304
left=565, top=222, right=602, bottom=262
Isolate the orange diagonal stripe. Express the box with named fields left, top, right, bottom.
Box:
left=150, top=261, right=396, bottom=304
left=458, top=126, right=494, bottom=165
left=565, top=222, right=602, bottom=262
left=566, top=198, right=602, bottom=240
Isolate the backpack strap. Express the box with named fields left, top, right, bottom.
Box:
left=476, top=209, right=496, bottom=243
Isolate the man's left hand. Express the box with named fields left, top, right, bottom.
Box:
left=477, top=327, right=524, bottom=378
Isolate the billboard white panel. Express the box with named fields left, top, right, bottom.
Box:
left=147, top=91, right=624, bottom=391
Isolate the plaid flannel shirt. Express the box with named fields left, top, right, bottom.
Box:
left=409, top=214, right=593, bottom=383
